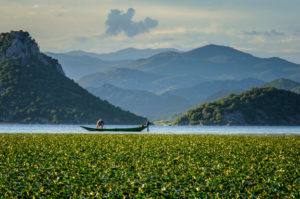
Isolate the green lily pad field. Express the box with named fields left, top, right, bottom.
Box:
left=0, top=134, right=299, bottom=198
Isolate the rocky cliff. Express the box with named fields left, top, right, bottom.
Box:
left=0, top=30, right=64, bottom=75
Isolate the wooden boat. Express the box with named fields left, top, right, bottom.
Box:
left=80, top=125, right=148, bottom=132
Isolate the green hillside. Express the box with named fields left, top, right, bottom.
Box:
left=174, top=87, right=300, bottom=126
left=0, top=31, right=146, bottom=124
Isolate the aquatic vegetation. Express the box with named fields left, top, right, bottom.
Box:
left=0, top=134, right=298, bottom=198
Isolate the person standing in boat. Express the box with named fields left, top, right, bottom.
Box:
left=96, top=119, right=104, bottom=129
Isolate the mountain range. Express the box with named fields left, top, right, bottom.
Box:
left=63, top=47, right=180, bottom=61
left=46, top=52, right=132, bottom=80
left=87, top=84, right=191, bottom=121
left=47, top=48, right=179, bottom=80
left=164, top=78, right=266, bottom=104
left=77, top=44, right=300, bottom=93
left=123, top=44, right=300, bottom=82
left=85, top=78, right=267, bottom=120
left=35, top=34, right=300, bottom=122
left=70, top=45, right=300, bottom=121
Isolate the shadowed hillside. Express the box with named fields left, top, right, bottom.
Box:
left=0, top=31, right=146, bottom=124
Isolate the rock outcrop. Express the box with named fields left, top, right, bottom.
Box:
left=0, top=30, right=64, bottom=75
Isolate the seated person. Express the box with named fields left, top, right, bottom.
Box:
left=96, top=119, right=104, bottom=129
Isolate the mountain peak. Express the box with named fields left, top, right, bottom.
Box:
left=0, top=30, right=64, bottom=75
left=0, top=30, right=41, bottom=63
left=184, top=44, right=253, bottom=58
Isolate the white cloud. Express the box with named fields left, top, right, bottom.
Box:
left=33, top=5, right=40, bottom=9
left=105, top=8, right=158, bottom=37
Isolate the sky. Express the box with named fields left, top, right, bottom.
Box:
left=1, top=0, right=300, bottom=63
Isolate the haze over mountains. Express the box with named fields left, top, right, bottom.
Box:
left=47, top=48, right=179, bottom=80
left=124, top=44, right=300, bottom=82
left=87, top=84, right=191, bottom=121
left=63, top=47, right=180, bottom=61
left=47, top=43, right=300, bottom=121
left=72, top=44, right=300, bottom=91
left=47, top=52, right=132, bottom=80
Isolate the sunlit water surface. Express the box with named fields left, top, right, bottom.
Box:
left=0, top=124, right=299, bottom=135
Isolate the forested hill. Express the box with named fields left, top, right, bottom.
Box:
left=173, top=87, right=300, bottom=126
left=0, top=31, right=146, bottom=124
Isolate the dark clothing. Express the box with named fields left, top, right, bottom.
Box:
left=97, top=119, right=104, bottom=129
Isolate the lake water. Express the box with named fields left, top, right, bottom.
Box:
left=0, top=124, right=299, bottom=135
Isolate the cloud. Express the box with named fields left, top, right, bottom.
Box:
left=105, top=8, right=158, bottom=37
left=244, top=29, right=284, bottom=36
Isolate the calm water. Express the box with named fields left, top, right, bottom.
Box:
left=0, top=124, right=299, bottom=135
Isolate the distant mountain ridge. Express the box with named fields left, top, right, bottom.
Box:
left=165, top=78, right=266, bottom=104
left=47, top=47, right=179, bottom=80
left=77, top=44, right=300, bottom=96
left=83, top=78, right=266, bottom=121
left=46, top=52, right=131, bottom=80
left=77, top=67, right=186, bottom=92
left=72, top=44, right=300, bottom=122
left=0, top=30, right=146, bottom=124
left=124, top=44, right=300, bottom=82
left=64, top=47, right=180, bottom=61
left=87, top=84, right=191, bottom=121
left=263, top=78, right=300, bottom=91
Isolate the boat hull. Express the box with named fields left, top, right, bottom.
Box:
left=80, top=126, right=147, bottom=132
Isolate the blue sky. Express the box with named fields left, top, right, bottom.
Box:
left=1, top=0, right=300, bottom=63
